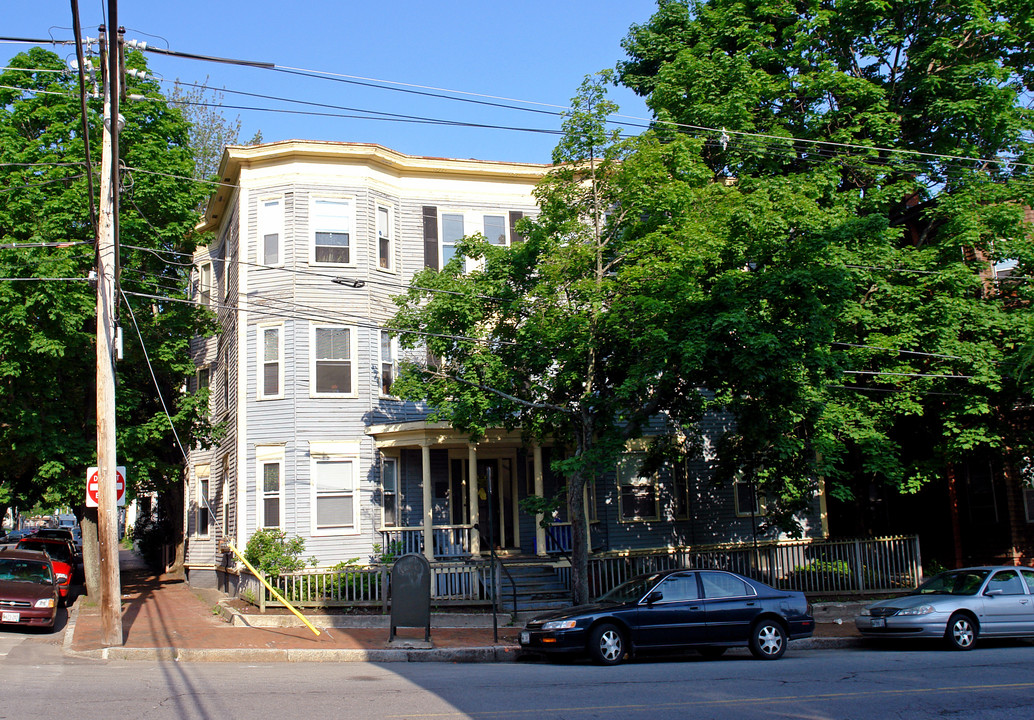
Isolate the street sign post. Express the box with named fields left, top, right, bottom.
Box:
left=86, top=466, right=126, bottom=507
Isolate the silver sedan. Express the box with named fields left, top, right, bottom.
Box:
left=855, top=566, right=1034, bottom=650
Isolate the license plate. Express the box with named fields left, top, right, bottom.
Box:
left=520, top=631, right=530, bottom=644
left=871, top=617, right=885, bottom=628
left=1, top=611, right=19, bottom=623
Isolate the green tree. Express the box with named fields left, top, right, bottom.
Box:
left=619, top=0, right=1034, bottom=510
left=390, top=74, right=720, bottom=603
left=0, top=49, right=216, bottom=558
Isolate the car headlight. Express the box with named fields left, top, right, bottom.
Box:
left=35, top=598, right=56, bottom=608
left=541, top=620, right=577, bottom=631
left=896, top=604, right=935, bottom=616
left=859, top=608, right=871, bottom=616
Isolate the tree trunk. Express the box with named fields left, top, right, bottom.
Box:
left=81, top=508, right=101, bottom=598
left=568, top=470, right=590, bottom=605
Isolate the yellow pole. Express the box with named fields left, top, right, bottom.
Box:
left=226, top=543, right=321, bottom=637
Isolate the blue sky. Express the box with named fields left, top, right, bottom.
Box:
left=3, top=0, right=661, bottom=164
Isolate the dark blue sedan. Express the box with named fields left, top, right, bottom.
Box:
left=519, top=569, right=814, bottom=665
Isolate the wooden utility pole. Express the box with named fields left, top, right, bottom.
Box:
left=96, top=13, right=123, bottom=647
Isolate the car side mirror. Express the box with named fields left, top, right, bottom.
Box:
left=984, top=588, right=1002, bottom=597
left=644, top=591, right=663, bottom=605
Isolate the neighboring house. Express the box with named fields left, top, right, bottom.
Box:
left=184, top=140, right=827, bottom=590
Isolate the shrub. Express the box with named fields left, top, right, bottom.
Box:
left=243, top=528, right=311, bottom=577
left=134, top=513, right=174, bottom=570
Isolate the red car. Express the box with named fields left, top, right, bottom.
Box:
left=0, top=548, right=59, bottom=629
left=17, top=538, right=74, bottom=602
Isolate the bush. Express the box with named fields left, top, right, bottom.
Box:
left=243, top=528, right=312, bottom=577
left=134, top=513, right=174, bottom=570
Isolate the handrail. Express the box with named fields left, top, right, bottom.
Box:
left=544, top=524, right=575, bottom=603
left=495, top=558, right=518, bottom=625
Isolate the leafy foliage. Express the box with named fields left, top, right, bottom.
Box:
left=0, top=49, right=217, bottom=518
left=618, top=0, right=1034, bottom=508
left=242, top=528, right=313, bottom=577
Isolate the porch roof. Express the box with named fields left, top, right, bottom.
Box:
left=365, top=420, right=527, bottom=449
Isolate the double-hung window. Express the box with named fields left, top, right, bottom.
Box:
left=483, top=214, right=508, bottom=246
left=440, top=213, right=464, bottom=267
left=310, top=442, right=360, bottom=535
left=258, top=325, right=283, bottom=400
left=617, top=454, right=659, bottom=522
left=734, top=479, right=765, bottom=517
left=198, top=262, right=213, bottom=307
left=379, top=330, right=397, bottom=396
left=312, top=197, right=353, bottom=265
left=258, top=197, right=283, bottom=266
left=376, top=205, right=393, bottom=271
left=257, top=446, right=284, bottom=529
left=311, top=325, right=356, bottom=397
left=195, top=464, right=211, bottom=537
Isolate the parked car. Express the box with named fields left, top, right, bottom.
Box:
left=33, top=528, right=81, bottom=558
left=855, top=566, right=1034, bottom=650
left=518, top=569, right=814, bottom=665
left=15, top=538, right=74, bottom=602
left=0, top=548, right=59, bottom=629
left=0, top=528, right=36, bottom=544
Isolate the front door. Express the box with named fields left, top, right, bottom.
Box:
left=477, top=458, right=515, bottom=551
left=634, top=572, right=708, bottom=648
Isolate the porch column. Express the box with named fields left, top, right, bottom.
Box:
left=534, top=443, right=546, bottom=556
left=421, top=441, right=434, bottom=562
left=468, top=444, right=480, bottom=555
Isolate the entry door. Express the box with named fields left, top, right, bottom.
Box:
left=477, top=459, right=514, bottom=550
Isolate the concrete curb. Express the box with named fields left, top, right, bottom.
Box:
left=221, top=601, right=518, bottom=630
left=64, top=644, right=520, bottom=663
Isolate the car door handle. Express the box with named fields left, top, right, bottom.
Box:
left=689, top=606, right=700, bottom=610
left=746, top=602, right=756, bottom=606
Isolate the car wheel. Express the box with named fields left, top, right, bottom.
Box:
left=698, top=646, right=727, bottom=659
left=749, top=619, right=787, bottom=660
left=945, top=612, right=978, bottom=651
left=588, top=623, right=626, bottom=666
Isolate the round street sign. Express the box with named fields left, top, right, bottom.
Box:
left=86, top=466, right=127, bottom=507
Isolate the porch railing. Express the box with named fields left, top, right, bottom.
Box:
left=585, top=535, right=922, bottom=597
left=378, top=525, right=474, bottom=559
left=250, top=559, right=492, bottom=611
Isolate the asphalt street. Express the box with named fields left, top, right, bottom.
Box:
left=1, top=631, right=1033, bottom=719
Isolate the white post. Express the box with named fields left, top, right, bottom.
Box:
left=468, top=444, right=479, bottom=555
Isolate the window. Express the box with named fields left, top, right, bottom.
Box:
left=198, top=262, right=213, bottom=307
left=312, top=197, right=353, bottom=265
left=382, top=456, right=398, bottom=528
left=312, top=459, right=357, bottom=529
left=311, top=325, right=356, bottom=396
left=258, top=325, right=283, bottom=399
left=195, top=464, right=211, bottom=537
left=484, top=214, right=507, bottom=245
left=734, top=480, right=765, bottom=517
left=988, top=569, right=1026, bottom=595
left=258, top=198, right=282, bottom=266
left=1024, top=488, right=1034, bottom=523
left=197, top=366, right=210, bottom=393
left=377, top=205, right=392, bottom=270
left=655, top=573, right=699, bottom=602
left=380, top=330, right=397, bottom=396
left=441, top=213, right=464, bottom=267
left=221, top=347, right=230, bottom=412
left=257, top=446, right=284, bottom=529
left=617, top=455, right=659, bottom=522
left=700, top=571, right=755, bottom=599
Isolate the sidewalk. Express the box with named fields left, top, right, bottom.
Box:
left=65, top=550, right=862, bottom=662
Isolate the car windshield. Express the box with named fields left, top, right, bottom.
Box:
left=596, top=573, right=664, bottom=604
left=19, top=541, right=70, bottom=563
left=914, top=570, right=989, bottom=596
left=0, top=558, right=53, bottom=584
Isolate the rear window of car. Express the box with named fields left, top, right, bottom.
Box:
left=0, top=558, right=53, bottom=584
left=700, top=572, right=754, bottom=599
left=18, top=541, right=71, bottom=563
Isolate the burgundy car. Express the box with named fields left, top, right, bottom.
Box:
left=0, top=549, right=59, bottom=629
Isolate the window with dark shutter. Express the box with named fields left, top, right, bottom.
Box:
left=423, top=205, right=439, bottom=269
left=509, top=211, right=525, bottom=244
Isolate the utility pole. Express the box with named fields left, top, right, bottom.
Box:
left=96, top=9, right=124, bottom=647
